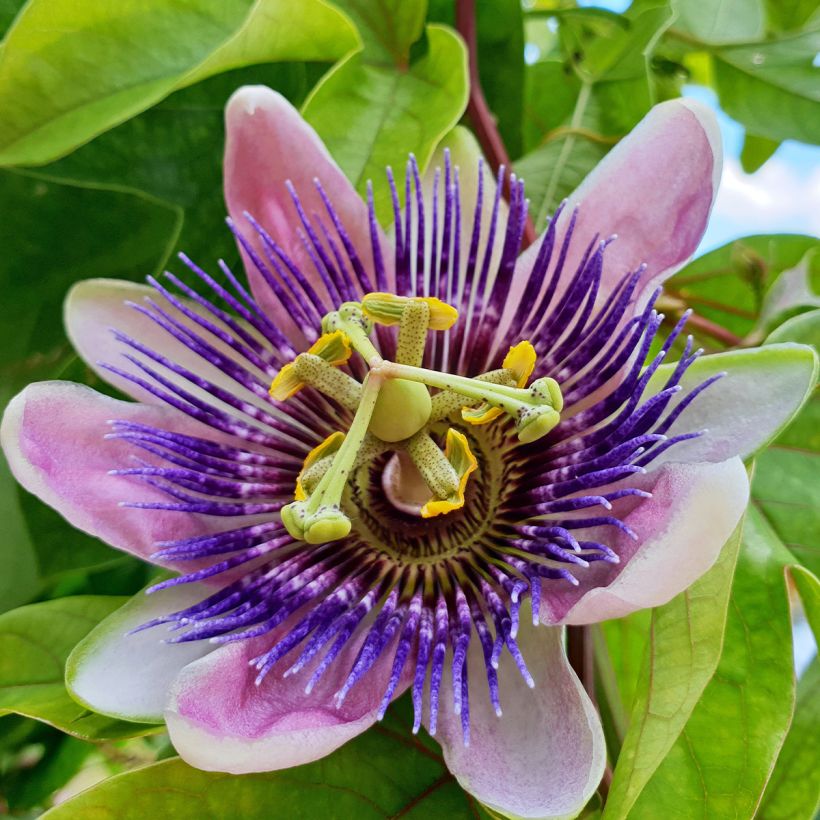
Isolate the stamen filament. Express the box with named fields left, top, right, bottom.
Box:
left=281, top=372, right=383, bottom=543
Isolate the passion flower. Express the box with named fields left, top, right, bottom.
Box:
left=2, top=87, right=815, bottom=819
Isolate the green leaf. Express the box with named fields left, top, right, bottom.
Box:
left=518, top=1, right=673, bottom=222
left=43, top=697, right=486, bottom=819
left=673, top=0, right=765, bottom=45
left=428, top=0, right=525, bottom=158
left=521, top=59, right=583, bottom=155
left=758, top=656, right=820, bottom=819
left=330, top=0, right=426, bottom=65
left=740, top=131, right=780, bottom=173
left=0, top=596, right=159, bottom=740
left=303, top=23, right=468, bottom=223
left=602, top=517, right=744, bottom=819
left=0, top=0, right=356, bottom=166
left=26, top=64, right=320, bottom=265
left=0, top=169, right=178, bottom=606
left=661, top=233, right=820, bottom=348
left=764, top=0, right=820, bottom=32
left=595, top=610, right=651, bottom=749
left=790, top=564, right=820, bottom=636
left=712, top=29, right=820, bottom=145
left=626, top=507, right=797, bottom=818
left=3, top=734, right=92, bottom=812
left=753, top=309, right=820, bottom=574
left=178, top=1, right=359, bottom=88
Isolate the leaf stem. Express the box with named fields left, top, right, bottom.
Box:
left=455, top=0, right=537, bottom=248
left=538, top=80, right=591, bottom=224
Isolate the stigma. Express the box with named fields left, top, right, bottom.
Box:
left=270, top=293, right=562, bottom=543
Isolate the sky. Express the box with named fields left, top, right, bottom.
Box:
left=687, top=85, right=820, bottom=253
left=568, top=0, right=820, bottom=253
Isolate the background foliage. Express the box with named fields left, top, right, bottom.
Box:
left=0, top=0, right=817, bottom=816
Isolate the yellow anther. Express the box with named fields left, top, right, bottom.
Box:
left=421, top=429, right=477, bottom=518
left=294, top=432, right=345, bottom=501
left=503, top=340, right=537, bottom=387
left=461, top=340, right=537, bottom=425
left=361, top=293, right=458, bottom=331
left=270, top=331, right=352, bottom=400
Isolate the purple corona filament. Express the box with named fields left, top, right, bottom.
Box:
left=106, top=154, right=716, bottom=742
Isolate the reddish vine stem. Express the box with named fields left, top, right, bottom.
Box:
left=455, top=0, right=537, bottom=248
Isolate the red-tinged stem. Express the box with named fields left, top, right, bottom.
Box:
left=567, top=624, right=596, bottom=702
left=679, top=311, right=744, bottom=348
left=455, top=0, right=537, bottom=248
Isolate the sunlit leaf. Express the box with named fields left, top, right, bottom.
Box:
left=673, top=0, right=765, bottom=44
left=713, top=29, right=820, bottom=145
left=304, top=23, right=468, bottom=223
left=626, top=508, right=798, bottom=818
left=602, top=517, right=744, bottom=819
left=753, top=309, right=820, bottom=575
left=0, top=597, right=159, bottom=740
left=0, top=0, right=356, bottom=166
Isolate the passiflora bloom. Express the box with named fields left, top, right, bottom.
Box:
left=2, top=87, right=815, bottom=819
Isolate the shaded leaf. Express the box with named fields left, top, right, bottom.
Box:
left=3, top=734, right=92, bottom=812
left=0, top=170, right=178, bottom=605
left=44, top=696, right=485, bottom=818
left=660, top=233, right=820, bottom=349
left=602, top=517, right=744, bottom=819
left=429, top=0, right=526, bottom=158
left=29, top=64, right=321, bottom=265
left=0, top=596, right=159, bottom=740
left=330, top=0, right=426, bottom=65
left=0, top=0, right=355, bottom=166
left=518, top=1, right=673, bottom=223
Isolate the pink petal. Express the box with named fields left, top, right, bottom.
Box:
left=0, top=381, right=231, bottom=567
left=65, top=278, right=270, bottom=410
left=224, top=85, right=392, bottom=346
left=433, top=621, right=605, bottom=818
left=504, top=99, right=722, bottom=341
left=165, top=623, right=410, bottom=773
left=541, top=458, right=749, bottom=625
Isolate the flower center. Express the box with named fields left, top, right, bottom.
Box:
left=269, top=293, right=562, bottom=545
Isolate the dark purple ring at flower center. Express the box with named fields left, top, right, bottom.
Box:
left=105, top=153, right=718, bottom=743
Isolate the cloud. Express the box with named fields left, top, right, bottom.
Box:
left=700, top=154, right=820, bottom=252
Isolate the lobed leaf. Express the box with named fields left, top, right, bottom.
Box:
left=303, top=23, right=468, bottom=223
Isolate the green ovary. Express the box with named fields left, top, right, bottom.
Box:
left=368, top=378, right=432, bottom=443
